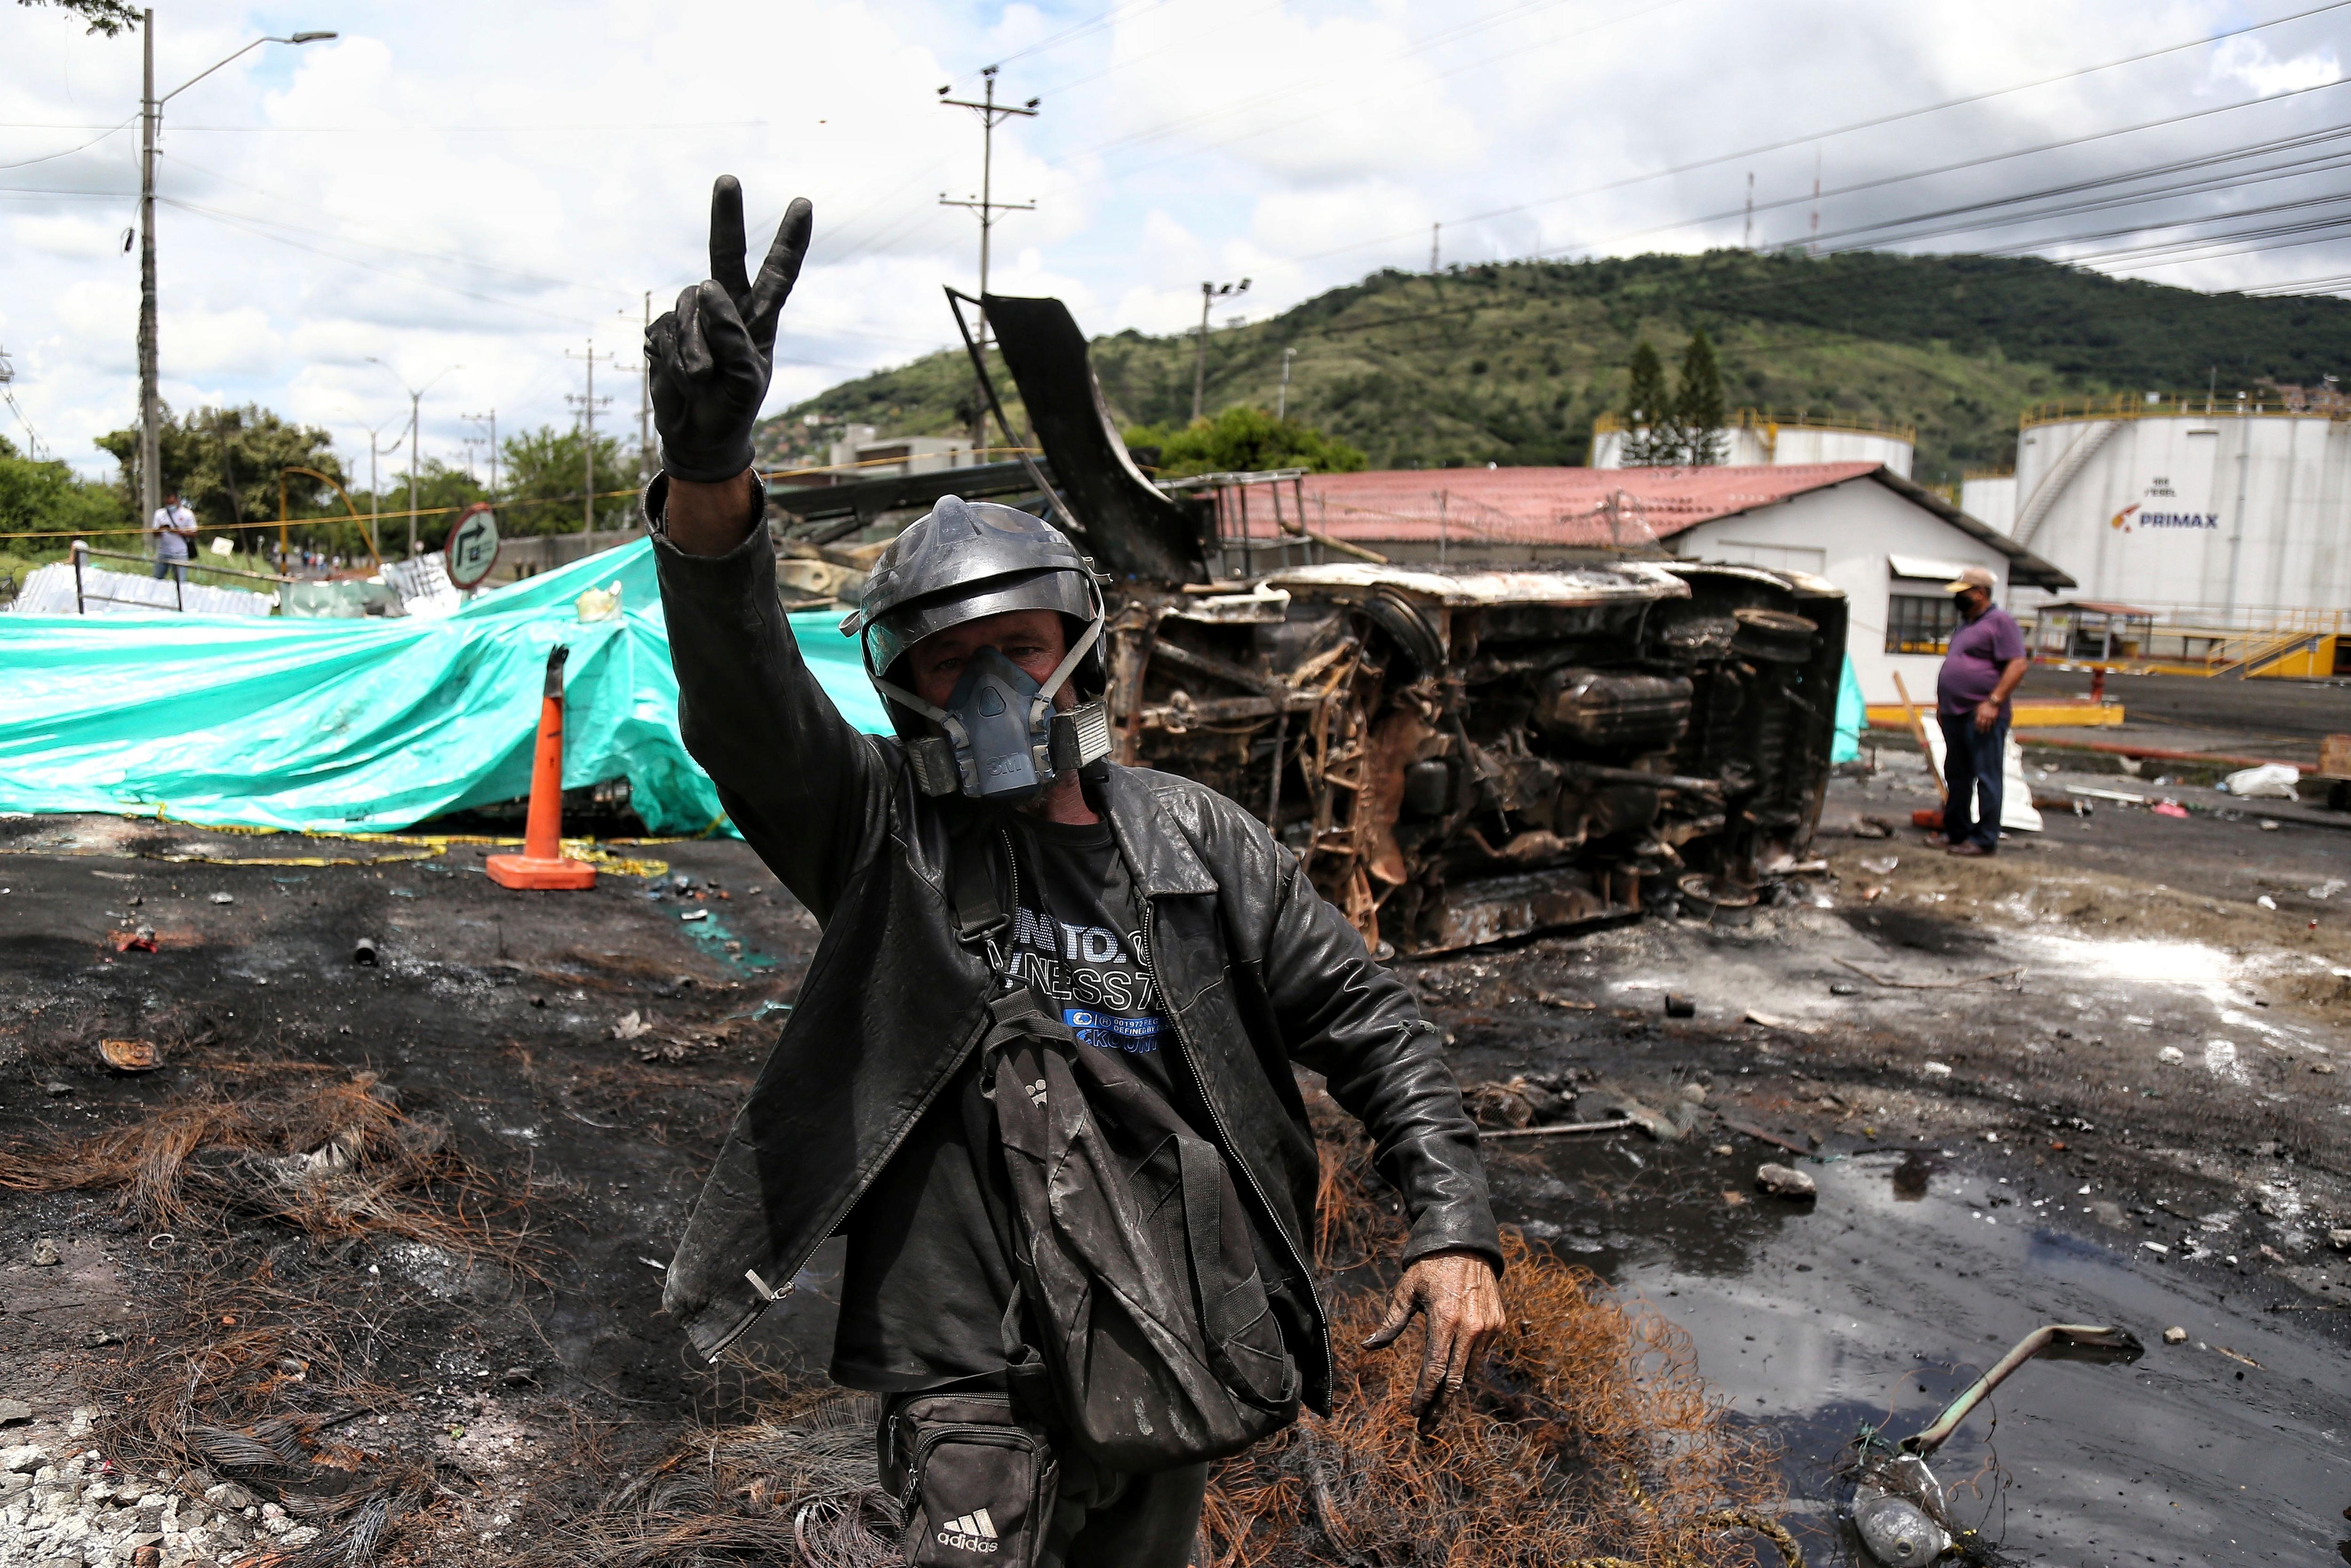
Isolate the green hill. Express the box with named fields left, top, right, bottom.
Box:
left=761, top=252, right=2351, bottom=486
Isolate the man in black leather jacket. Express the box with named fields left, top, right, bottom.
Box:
left=643, top=178, right=1502, bottom=1565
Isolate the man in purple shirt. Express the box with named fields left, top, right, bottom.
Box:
left=1933, top=566, right=2029, bottom=857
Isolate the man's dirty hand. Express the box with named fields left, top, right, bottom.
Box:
left=1362, top=1249, right=1506, bottom=1431
left=1973, top=697, right=2000, bottom=733
left=647, top=176, right=813, bottom=484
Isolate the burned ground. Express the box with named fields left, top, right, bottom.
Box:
left=0, top=764, right=2347, bottom=1565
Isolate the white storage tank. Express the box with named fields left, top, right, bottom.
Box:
left=1960, top=472, right=2016, bottom=536
left=1592, top=410, right=1915, bottom=478
left=2007, top=393, right=2351, bottom=625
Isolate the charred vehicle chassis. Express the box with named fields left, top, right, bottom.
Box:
left=769, top=292, right=1847, bottom=954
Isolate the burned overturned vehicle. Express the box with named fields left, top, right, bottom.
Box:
left=769, top=292, right=1846, bottom=954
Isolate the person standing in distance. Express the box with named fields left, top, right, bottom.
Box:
left=1933, top=565, right=2028, bottom=858
left=638, top=177, right=1505, bottom=1568
left=149, top=488, right=196, bottom=582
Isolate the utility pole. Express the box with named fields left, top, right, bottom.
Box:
left=463, top=409, right=497, bottom=496
left=407, top=389, right=422, bottom=557
left=939, top=66, right=1039, bottom=436
left=566, top=339, right=613, bottom=538
left=138, top=9, right=158, bottom=530
left=1430, top=222, right=1440, bottom=274
left=639, top=292, right=654, bottom=480
left=1278, top=346, right=1296, bottom=421
left=1808, top=149, right=1821, bottom=256
left=1192, top=278, right=1249, bottom=424
left=364, top=417, right=405, bottom=564
left=134, top=19, right=335, bottom=532
left=1743, top=172, right=1754, bottom=250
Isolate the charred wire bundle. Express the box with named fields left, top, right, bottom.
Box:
left=1198, top=1126, right=1800, bottom=1568
left=0, top=1072, right=532, bottom=1261
left=0, top=1073, right=538, bottom=1568
left=544, top=1392, right=900, bottom=1568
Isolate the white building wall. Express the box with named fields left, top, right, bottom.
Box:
left=1960, top=474, right=2016, bottom=536
left=1593, top=422, right=1914, bottom=478
left=1671, top=480, right=2014, bottom=705
left=2011, top=413, right=2351, bottom=624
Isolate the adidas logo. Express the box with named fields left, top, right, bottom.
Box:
left=1026, top=1079, right=1048, bottom=1108
left=936, top=1507, right=1001, bottom=1552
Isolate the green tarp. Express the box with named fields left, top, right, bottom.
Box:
left=0, top=539, right=889, bottom=835
left=1832, top=656, right=1865, bottom=766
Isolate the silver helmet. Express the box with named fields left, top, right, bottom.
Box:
left=839, top=496, right=1112, bottom=800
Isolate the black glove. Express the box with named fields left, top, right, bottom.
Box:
left=646, top=176, right=813, bottom=483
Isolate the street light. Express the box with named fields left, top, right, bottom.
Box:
left=366, top=358, right=462, bottom=557
left=135, top=13, right=337, bottom=530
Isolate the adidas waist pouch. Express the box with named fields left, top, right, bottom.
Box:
left=883, top=1390, right=1057, bottom=1568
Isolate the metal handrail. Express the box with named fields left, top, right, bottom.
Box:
left=68, top=540, right=294, bottom=615
left=2020, top=391, right=2351, bottom=430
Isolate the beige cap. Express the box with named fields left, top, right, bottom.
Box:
left=1943, top=565, right=1996, bottom=594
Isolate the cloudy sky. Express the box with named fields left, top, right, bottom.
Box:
left=3, top=0, right=2344, bottom=481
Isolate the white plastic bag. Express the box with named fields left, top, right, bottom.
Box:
left=2220, top=763, right=2300, bottom=800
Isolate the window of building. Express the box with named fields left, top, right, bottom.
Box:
left=1886, top=593, right=1960, bottom=654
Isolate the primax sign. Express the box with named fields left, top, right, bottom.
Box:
left=2108, top=503, right=2219, bottom=534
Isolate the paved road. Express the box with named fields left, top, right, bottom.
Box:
left=2024, top=664, right=2351, bottom=744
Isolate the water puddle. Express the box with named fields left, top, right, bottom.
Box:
left=1488, top=1139, right=2350, bottom=1564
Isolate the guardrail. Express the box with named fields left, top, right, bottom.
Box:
left=67, top=542, right=293, bottom=615
left=2019, top=391, right=2351, bottom=430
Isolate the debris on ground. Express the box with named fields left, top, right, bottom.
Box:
left=1755, top=1164, right=1818, bottom=1200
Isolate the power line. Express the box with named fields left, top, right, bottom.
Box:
left=1293, top=0, right=2351, bottom=266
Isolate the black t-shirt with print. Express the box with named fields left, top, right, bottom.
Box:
left=828, top=813, right=1187, bottom=1393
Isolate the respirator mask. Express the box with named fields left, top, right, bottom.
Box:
left=870, top=615, right=1113, bottom=804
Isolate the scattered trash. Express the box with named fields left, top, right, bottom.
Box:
left=1744, top=1009, right=1822, bottom=1035
left=1921, top=1061, right=1952, bottom=1077
left=1679, top=1081, right=1708, bottom=1104
left=41, top=1080, right=71, bottom=1097
left=2157, top=1046, right=2185, bottom=1065
left=1842, top=1323, right=2140, bottom=1567
left=1480, top=1116, right=1639, bottom=1142
left=1855, top=814, right=1900, bottom=838
left=2162, top=1326, right=2187, bottom=1344
left=28, top=1238, right=60, bottom=1267
left=612, top=1010, right=650, bottom=1041
left=2142, top=1241, right=2169, bottom=1256
left=109, top=926, right=157, bottom=953
left=2258, top=819, right=2281, bottom=831
left=1535, top=990, right=1596, bottom=1010
left=1829, top=981, right=1861, bottom=996
left=2151, top=800, right=2189, bottom=819
left=208, top=890, right=235, bottom=904
left=2309, top=879, right=2344, bottom=900
left=1755, top=1164, right=1817, bottom=1200
left=98, top=1038, right=160, bottom=1073
left=680, top=909, right=709, bottom=922
left=2067, top=784, right=2146, bottom=804
left=2257, top=894, right=2278, bottom=911
left=352, top=936, right=380, bottom=966
left=1858, top=856, right=1899, bottom=875
left=2220, top=763, right=2300, bottom=800
left=2327, top=1228, right=2351, bottom=1250
left=1663, top=993, right=1696, bottom=1018
left=575, top=581, right=623, bottom=622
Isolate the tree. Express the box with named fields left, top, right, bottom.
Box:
left=497, top=425, right=633, bottom=536
left=1618, top=341, right=1679, bottom=465
left=1675, top=327, right=1728, bottom=465
left=95, top=404, right=346, bottom=533
left=0, top=434, right=129, bottom=542
left=19, top=0, right=141, bottom=35
left=1122, top=407, right=1368, bottom=481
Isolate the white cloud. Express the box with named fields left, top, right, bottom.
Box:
left=2208, top=35, right=2340, bottom=97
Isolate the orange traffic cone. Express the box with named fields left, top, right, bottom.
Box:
left=487, top=646, right=597, bottom=891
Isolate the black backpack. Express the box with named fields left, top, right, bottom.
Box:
left=952, top=834, right=1300, bottom=1473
